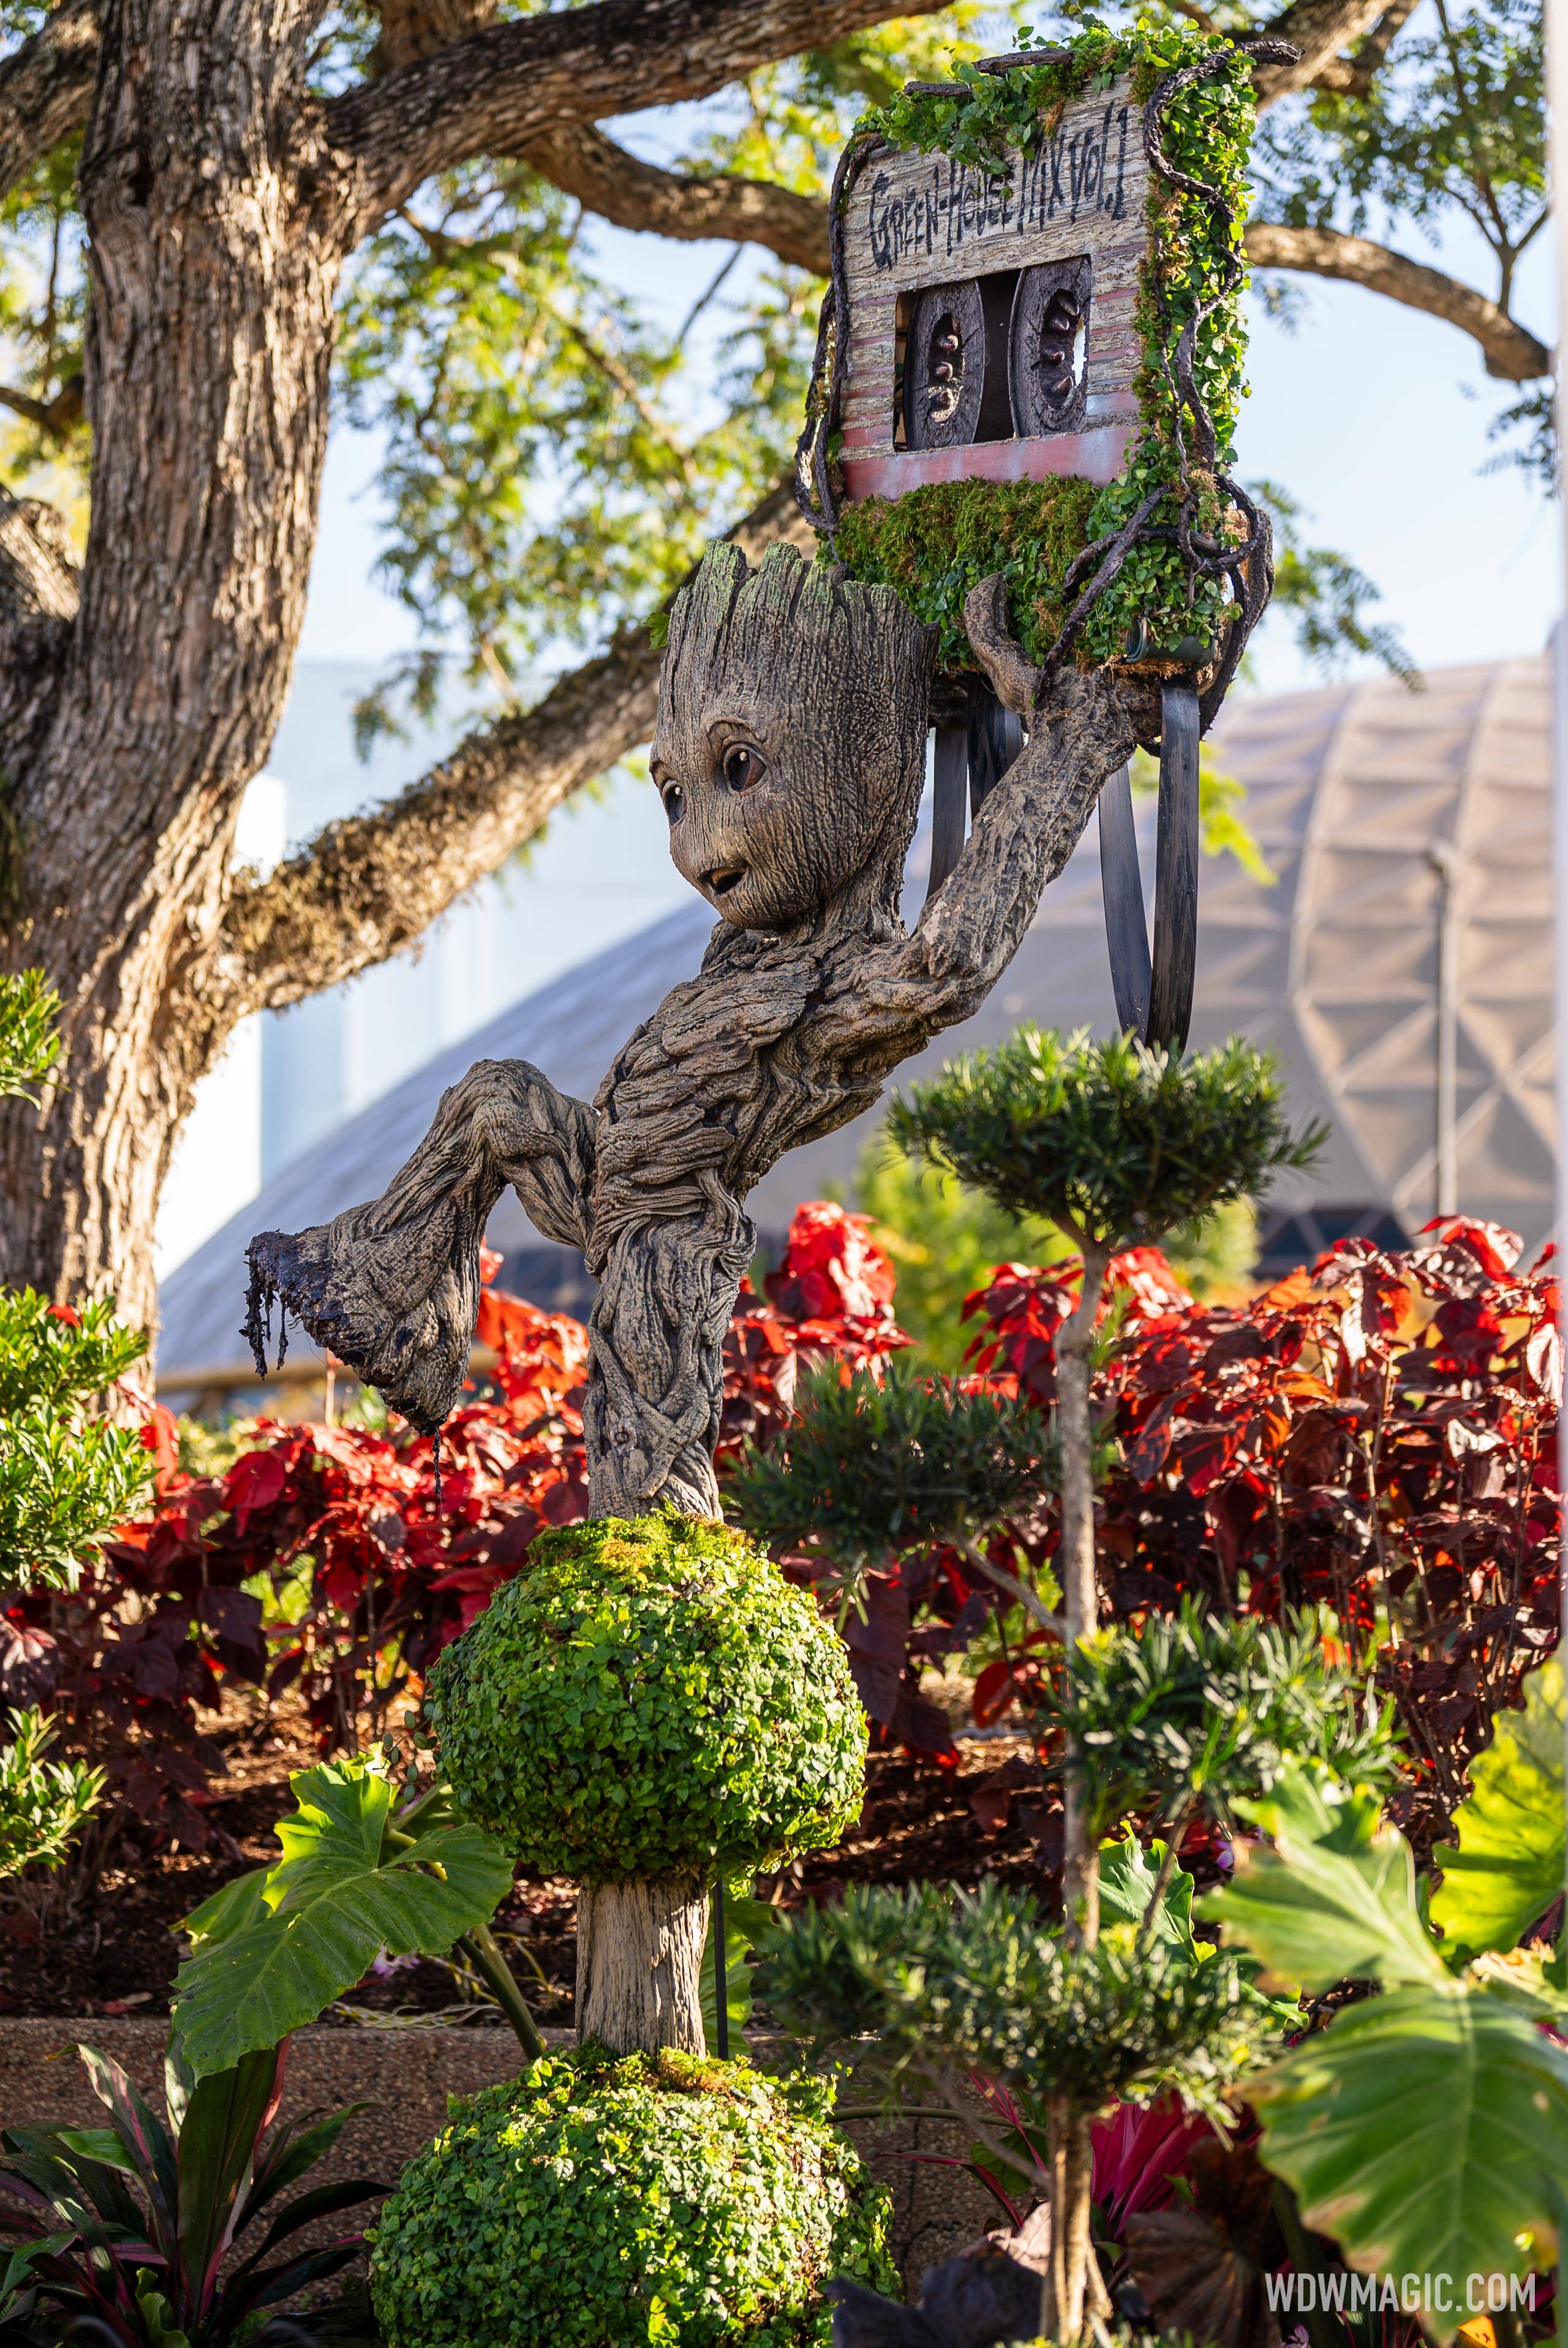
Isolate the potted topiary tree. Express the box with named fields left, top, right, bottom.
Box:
left=370, top=1511, right=898, bottom=2347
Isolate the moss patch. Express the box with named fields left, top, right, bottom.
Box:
left=425, top=1510, right=867, bottom=1881
left=834, top=477, right=1099, bottom=673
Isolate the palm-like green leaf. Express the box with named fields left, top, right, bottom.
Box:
left=172, top=1760, right=514, bottom=2077
left=1201, top=1764, right=1446, bottom=1993
left=1250, top=1983, right=1568, bottom=2341
left=1430, top=1658, right=1564, bottom=1961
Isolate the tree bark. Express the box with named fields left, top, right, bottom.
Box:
left=0, top=0, right=342, bottom=1327
left=575, top=1874, right=709, bottom=2055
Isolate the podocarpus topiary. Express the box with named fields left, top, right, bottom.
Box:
left=892, top=1028, right=1323, bottom=1949
left=369, top=2045, right=897, bottom=2348
left=424, top=1509, right=867, bottom=2053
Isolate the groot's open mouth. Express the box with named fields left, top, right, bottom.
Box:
left=705, top=865, right=745, bottom=897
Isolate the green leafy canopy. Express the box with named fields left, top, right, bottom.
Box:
left=369, top=2046, right=895, bottom=2348
left=763, top=1876, right=1270, bottom=2120
left=171, top=1754, right=514, bottom=2078
left=1046, top=1604, right=1401, bottom=1838
left=726, top=1355, right=1049, bottom=1577
left=426, top=1512, right=867, bottom=1881
left=891, top=1027, right=1325, bottom=1253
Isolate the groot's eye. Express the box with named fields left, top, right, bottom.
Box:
left=722, top=744, right=763, bottom=793
left=661, top=781, right=685, bottom=822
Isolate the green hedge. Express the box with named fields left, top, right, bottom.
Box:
left=426, top=1511, right=867, bottom=1880
left=369, top=2046, right=897, bottom=2348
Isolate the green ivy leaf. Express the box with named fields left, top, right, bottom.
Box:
left=1200, top=1763, right=1446, bottom=1994
left=1251, top=1982, right=1568, bottom=2340
left=171, top=1759, right=514, bottom=2075
left=1430, top=1658, right=1564, bottom=1963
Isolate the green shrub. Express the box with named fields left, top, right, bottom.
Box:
left=369, top=2045, right=897, bottom=2348
left=426, top=1512, right=866, bottom=1879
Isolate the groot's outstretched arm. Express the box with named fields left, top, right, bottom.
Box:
left=813, top=576, right=1137, bottom=1068
left=247, top=1059, right=594, bottom=1433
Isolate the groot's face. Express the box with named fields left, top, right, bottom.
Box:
left=650, top=689, right=899, bottom=931
left=652, top=542, right=932, bottom=933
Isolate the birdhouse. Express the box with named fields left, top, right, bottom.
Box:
left=797, top=36, right=1280, bottom=1053
left=835, top=67, right=1148, bottom=502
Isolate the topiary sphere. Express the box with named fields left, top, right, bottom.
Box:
left=425, top=1512, right=867, bottom=1880
left=369, top=2047, right=897, bottom=2348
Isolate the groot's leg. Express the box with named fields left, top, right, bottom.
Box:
left=246, top=1059, right=594, bottom=1432
left=584, top=1201, right=754, bottom=1519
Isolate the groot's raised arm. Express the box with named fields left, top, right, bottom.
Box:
left=246, top=543, right=1133, bottom=1517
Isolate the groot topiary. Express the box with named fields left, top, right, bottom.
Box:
left=426, top=1513, right=866, bottom=2050
left=369, top=2045, right=897, bottom=2348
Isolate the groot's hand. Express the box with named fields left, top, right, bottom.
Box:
left=962, top=573, right=1043, bottom=722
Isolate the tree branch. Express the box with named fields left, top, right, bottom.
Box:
left=326, top=0, right=946, bottom=247
left=0, top=0, right=99, bottom=205
left=222, top=478, right=814, bottom=1014
left=520, top=122, right=829, bottom=273
left=1245, top=219, right=1552, bottom=380
left=1251, top=0, right=1393, bottom=103
left=1305, top=0, right=1419, bottom=95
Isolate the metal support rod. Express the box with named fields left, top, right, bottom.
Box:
left=1098, top=764, right=1152, bottom=1038
left=967, top=684, right=1025, bottom=817
left=1428, top=839, right=1461, bottom=1218
left=926, top=723, right=968, bottom=900
left=1146, top=682, right=1200, bottom=1054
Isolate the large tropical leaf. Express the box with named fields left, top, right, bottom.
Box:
left=1430, top=1658, right=1564, bottom=1961
left=1250, top=1980, right=1568, bottom=2342
left=172, top=1759, right=514, bottom=2077
left=1098, top=1832, right=1200, bottom=1958
left=1200, top=1764, right=1445, bottom=1994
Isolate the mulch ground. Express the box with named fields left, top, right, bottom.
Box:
left=0, top=1692, right=1060, bottom=2025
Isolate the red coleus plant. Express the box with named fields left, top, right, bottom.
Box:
left=1, top=1206, right=903, bottom=1848
left=963, top=1216, right=1561, bottom=1829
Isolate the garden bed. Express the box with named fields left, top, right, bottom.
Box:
left=0, top=1693, right=1057, bottom=2023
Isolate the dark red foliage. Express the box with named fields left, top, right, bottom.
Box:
left=963, top=1217, right=1561, bottom=1825
left=2, top=1207, right=902, bottom=1847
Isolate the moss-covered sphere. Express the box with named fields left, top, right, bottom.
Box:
left=369, top=2047, right=897, bottom=2348
left=426, top=1512, right=867, bottom=1880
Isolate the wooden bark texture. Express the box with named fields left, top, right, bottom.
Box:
left=576, top=1874, right=709, bottom=2055
left=250, top=545, right=1135, bottom=1520
left=0, top=0, right=340, bottom=1335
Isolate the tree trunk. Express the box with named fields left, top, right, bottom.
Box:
left=0, top=0, right=341, bottom=1327
left=575, top=1874, right=709, bottom=2055
left=1055, top=1237, right=1109, bottom=1951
